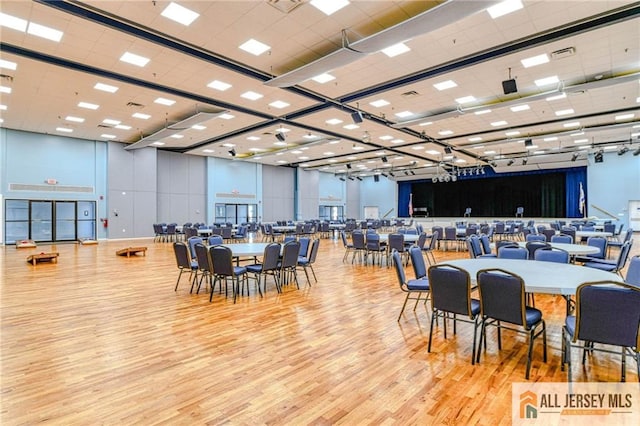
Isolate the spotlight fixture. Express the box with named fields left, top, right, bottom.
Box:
left=356, top=176, right=363, bottom=181
left=404, top=171, right=410, bottom=176
left=275, top=132, right=286, bottom=142
left=228, top=148, right=236, bottom=157
left=618, top=146, right=629, bottom=156
left=348, top=176, right=355, bottom=181
left=381, top=156, right=388, bottom=163
left=410, top=170, right=416, bottom=175
left=444, top=146, right=452, bottom=154
left=507, top=159, right=514, bottom=166
left=594, top=150, right=604, bottom=163
left=490, top=161, right=498, bottom=168
left=524, top=138, right=533, bottom=148
left=571, top=152, right=579, bottom=161
left=522, top=158, right=528, bottom=165
left=339, top=177, right=345, bottom=181
left=381, top=173, right=388, bottom=178
left=346, top=163, right=352, bottom=169
left=350, top=110, right=363, bottom=123
left=388, top=172, right=395, bottom=177
left=634, top=147, right=640, bottom=156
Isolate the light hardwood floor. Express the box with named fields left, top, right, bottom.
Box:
left=1, top=234, right=638, bottom=424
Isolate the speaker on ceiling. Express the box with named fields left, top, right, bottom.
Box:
left=275, top=132, right=286, bottom=142
left=350, top=111, right=363, bottom=123
left=502, top=78, right=518, bottom=94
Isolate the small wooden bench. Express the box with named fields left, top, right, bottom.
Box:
left=116, top=246, right=148, bottom=257
left=79, top=238, right=98, bottom=245
left=27, top=252, right=59, bottom=265
left=16, top=239, right=37, bottom=249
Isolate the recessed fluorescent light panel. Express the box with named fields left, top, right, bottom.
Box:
left=0, top=59, right=17, bottom=70
left=546, top=92, right=566, bottom=101
left=269, top=100, right=290, bottom=109
left=219, top=113, right=235, bottom=120
left=94, top=82, right=118, bottom=93
left=433, top=80, right=457, bottom=91
left=310, top=0, right=350, bottom=16
left=469, top=137, right=483, bottom=142
left=154, top=97, right=175, bottom=106
left=369, top=99, right=390, bottom=107
left=487, top=0, right=523, bottom=19
left=102, top=119, right=121, bottom=125
left=326, top=118, right=343, bottom=125
left=78, top=102, right=99, bottom=110
left=563, top=121, right=580, bottom=128
left=161, top=2, right=200, bottom=26
left=343, top=124, right=359, bottom=130
left=115, top=124, right=131, bottom=130
left=241, top=91, right=263, bottom=101
left=535, top=75, right=560, bottom=87
left=438, top=130, right=454, bottom=136
left=132, top=112, right=151, bottom=119
left=120, top=52, right=150, bottom=67
left=395, top=111, right=413, bottom=118
left=419, top=121, right=433, bottom=126
left=455, top=96, right=476, bottom=104
left=0, top=86, right=12, bottom=94
left=311, top=73, right=335, bottom=84
left=239, top=39, right=271, bottom=56
left=56, top=127, right=73, bottom=133
left=510, top=104, right=530, bottom=112
left=555, top=109, right=574, bottom=116
left=475, top=109, right=491, bottom=115
left=521, top=53, right=549, bottom=68
left=27, top=22, right=63, bottom=42
left=207, top=80, right=232, bottom=91
left=615, top=113, right=634, bottom=121
left=65, top=116, right=84, bottom=123
left=191, top=125, right=206, bottom=130
left=0, top=12, right=28, bottom=32
left=101, top=134, right=116, bottom=139
left=491, top=121, right=508, bottom=127
left=381, top=42, right=410, bottom=58
left=505, top=131, right=520, bottom=136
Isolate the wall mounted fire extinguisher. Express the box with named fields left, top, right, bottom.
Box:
left=101, top=218, right=108, bottom=228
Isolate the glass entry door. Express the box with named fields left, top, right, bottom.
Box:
left=4, top=199, right=97, bottom=244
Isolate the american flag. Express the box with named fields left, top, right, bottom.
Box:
left=408, top=193, right=414, bottom=217
left=579, top=182, right=585, bottom=216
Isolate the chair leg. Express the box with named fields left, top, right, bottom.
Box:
left=175, top=269, right=184, bottom=291
left=428, top=311, right=437, bottom=352
left=398, top=293, right=411, bottom=322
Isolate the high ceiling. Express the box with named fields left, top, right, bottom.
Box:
left=1, top=0, right=639, bottom=180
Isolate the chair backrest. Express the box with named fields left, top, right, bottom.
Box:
left=480, top=234, right=491, bottom=254
left=194, top=243, right=212, bottom=272
left=444, top=226, right=457, bottom=240
left=625, top=255, right=640, bottom=287
left=409, top=246, right=427, bottom=279
left=352, top=231, right=366, bottom=249
left=416, top=232, right=427, bottom=249
left=526, top=234, right=546, bottom=242
left=208, top=235, right=224, bottom=245
left=262, top=243, right=281, bottom=271
left=209, top=245, right=234, bottom=277
left=534, top=247, right=569, bottom=263
left=307, top=239, right=320, bottom=263
left=541, top=229, right=556, bottom=241
left=551, top=234, right=573, bottom=244
left=466, top=235, right=483, bottom=258
left=366, top=232, right=381, bottom=250
left=498, top=246, right=528, bottom=260
left=221, top=227, right=232, bottom=239
left=428, top=231, right=439, bottom=250
left=281, top=241, right=300, bottom=268
left=428, top=264, right=474, bottom=317
left=586, top=236, right=608, bottom=259
left=615, top=240, right=634, bottom=271
left=573, top=281, right=640, bottom=347
left=477, top=268, right=527, bottom=327
left=431, top=226, right=443, bottom=241
left=298, top=237, right=311, bottom=258
left=387, top=233, right=405, bottom=252
left=525, top=241, right=550, bottom=260
left=188, top=236, right=203, bottom=259
left=622, top=228, right=634, bottom=243
left=173, top=242, right=192, bottom=268
left=340, top=231, right=349, bottom=248
left=391, top=250, right=407, bottom=288
left=603, top=223, right=616, bottom=234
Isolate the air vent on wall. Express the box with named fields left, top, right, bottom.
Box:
left=0, top=74, right=14, bottom=81
left=126, top=102, right=145, bottom=108
left=551, top=47, right=576, bottom=60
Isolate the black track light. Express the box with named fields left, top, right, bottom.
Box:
left=346, top=163, right=352, bottom=169
left=634, top=147, right=640, bottom=156
left=571, top=153, right=579, bottom=162
left=381, top=156, right=388, bottom=163
left=228, top=148, right=236, bottom=157
left=275, top=132, right=286, bottom=142
left=444, top=146, right=452, bottom=154
left=618, top=146, right=629, bottom=156
left=507, top=159, right=514, bottom=166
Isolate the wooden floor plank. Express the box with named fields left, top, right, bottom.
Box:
left=1, top=234, right=638, bottom=424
